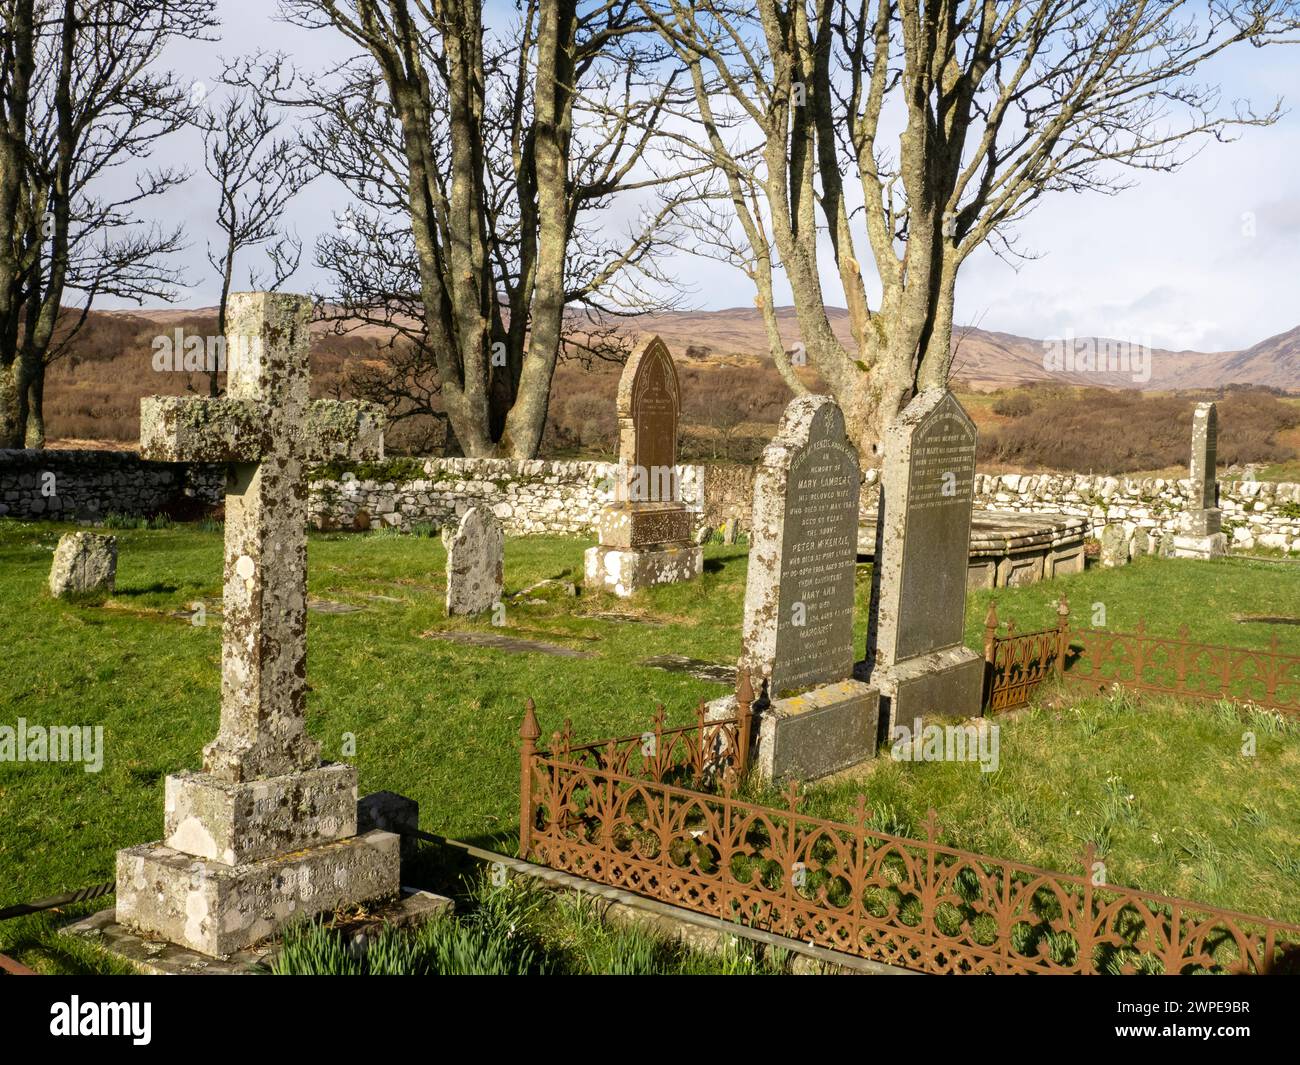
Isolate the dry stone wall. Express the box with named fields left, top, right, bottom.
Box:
left=308, top=457, right=704, bottom=536
left=0, top=448, right=224, bottom=521
left=4, top=448, right=1299, bottom=553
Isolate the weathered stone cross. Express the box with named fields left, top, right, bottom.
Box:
left=139, top=292, right=384, bottom=783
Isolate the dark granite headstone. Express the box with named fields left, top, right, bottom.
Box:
left=895, top=396, right=977, bottom=659
left=867, top=389, right=983, bottom=731
left=742, top=396, right=860, bottom=696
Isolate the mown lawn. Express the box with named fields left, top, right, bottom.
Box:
left=2, top=518, right=1298, bottom=968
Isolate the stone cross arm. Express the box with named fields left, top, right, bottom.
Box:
left=140, top=395, right=386, bottom=465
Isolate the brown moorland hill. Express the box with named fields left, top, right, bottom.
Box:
left=34, top=305, right=1300, bottom=472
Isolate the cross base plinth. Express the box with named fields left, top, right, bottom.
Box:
left=115, top=831, right=400, bottom=958
left=164, top=763, right=358, bottom=866
left=1172, top=532, right=1226, bottom=560
left=584, top=541, right=702, bottom=597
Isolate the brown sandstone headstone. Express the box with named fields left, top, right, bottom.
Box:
left=585, top=335, right=702, bottom=596
left=625, top=337, right=679, bottom=500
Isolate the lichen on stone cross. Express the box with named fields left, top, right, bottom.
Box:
left=138, top=292, right=385, bottom=782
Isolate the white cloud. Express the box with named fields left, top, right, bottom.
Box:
left=93, top=3, right=1300, bottom=353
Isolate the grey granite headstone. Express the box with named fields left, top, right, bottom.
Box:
left=48, top=532, right=116, bottom=597
left=866, top=389, right=983, bottom=734
left=733, top=395, right=878, bottom=781
left=443, top=505, right=504, bottom=616
left=742, top=396, right=860, bottom=695
left=1190, top=401, right=1218, bottom=513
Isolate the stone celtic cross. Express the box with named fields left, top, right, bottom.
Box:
left=139, top=292, right=384, bottom=782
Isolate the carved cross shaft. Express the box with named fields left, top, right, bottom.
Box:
left=139, top=292, right=384, bottom=782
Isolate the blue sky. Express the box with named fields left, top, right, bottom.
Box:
left=131, top=0, right=1300, bottom=353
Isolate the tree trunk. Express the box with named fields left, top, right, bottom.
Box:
left=500, top=0, right=574, bottom=460
left=0, top=364, right=20, bottom=448
left=24, top=359, right=44, bottom=447
left=212, top=251, right=234, bottom=397
left=0, top=1, right=36, bottom=448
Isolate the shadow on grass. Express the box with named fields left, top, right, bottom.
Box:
left=113, top=582, right=181, bottom=597
left=1, top=908, right=138, bottom=976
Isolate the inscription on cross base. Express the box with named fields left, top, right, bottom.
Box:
left=139, top=292, right=384, bottom=782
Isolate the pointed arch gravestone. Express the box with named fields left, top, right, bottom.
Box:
left=584, top=335, right=702, bottom=596
left=714, top=395, right=878, bottom=782
left=866, top=389, right=984, bottom=736
left=112, top=293, right=402, bottom=957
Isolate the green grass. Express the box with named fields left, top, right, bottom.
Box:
left=270, top=872, right=787, bottom=976
left=751, top=690, right=1300, bottom=924
left=2, top=520, right=1299, bottom=969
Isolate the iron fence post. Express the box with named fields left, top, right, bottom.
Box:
left=1055, top=596, right=1070, bottom=676
left=734, top=668, right=754, bottom=778
left=982, top=601, right=999, bottom=710
left=518, top=698, right=540, bottom=859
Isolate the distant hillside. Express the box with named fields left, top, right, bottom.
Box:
left=628, top=306, right=1299, bottom=393
left=33, top=303, right=1300, bottom=452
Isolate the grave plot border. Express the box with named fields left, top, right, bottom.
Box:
left=983, top=598, right=1300, bottom=716
left=517, top=700, right=1300, bottom=976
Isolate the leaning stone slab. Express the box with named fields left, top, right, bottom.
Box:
left=48, top=531, right=116, bottom=597
left=115, top=831, right=399, bottom=958
left=443, top=505, right=504, bottom=616
left=1099, top=524, right=1129, bottom=568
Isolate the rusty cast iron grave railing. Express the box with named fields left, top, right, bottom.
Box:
left=983, top=597, right=1300, bottom=716
left=518, top=691, right=1300, bottom=976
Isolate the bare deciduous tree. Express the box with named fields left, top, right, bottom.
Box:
left=0, top=0, right=216, bottom=448
left=246, top=0, right=693, bottom=458
left=644, top=0, right=1300, bottom=463
left=199, top=89, right=314, bottom=395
